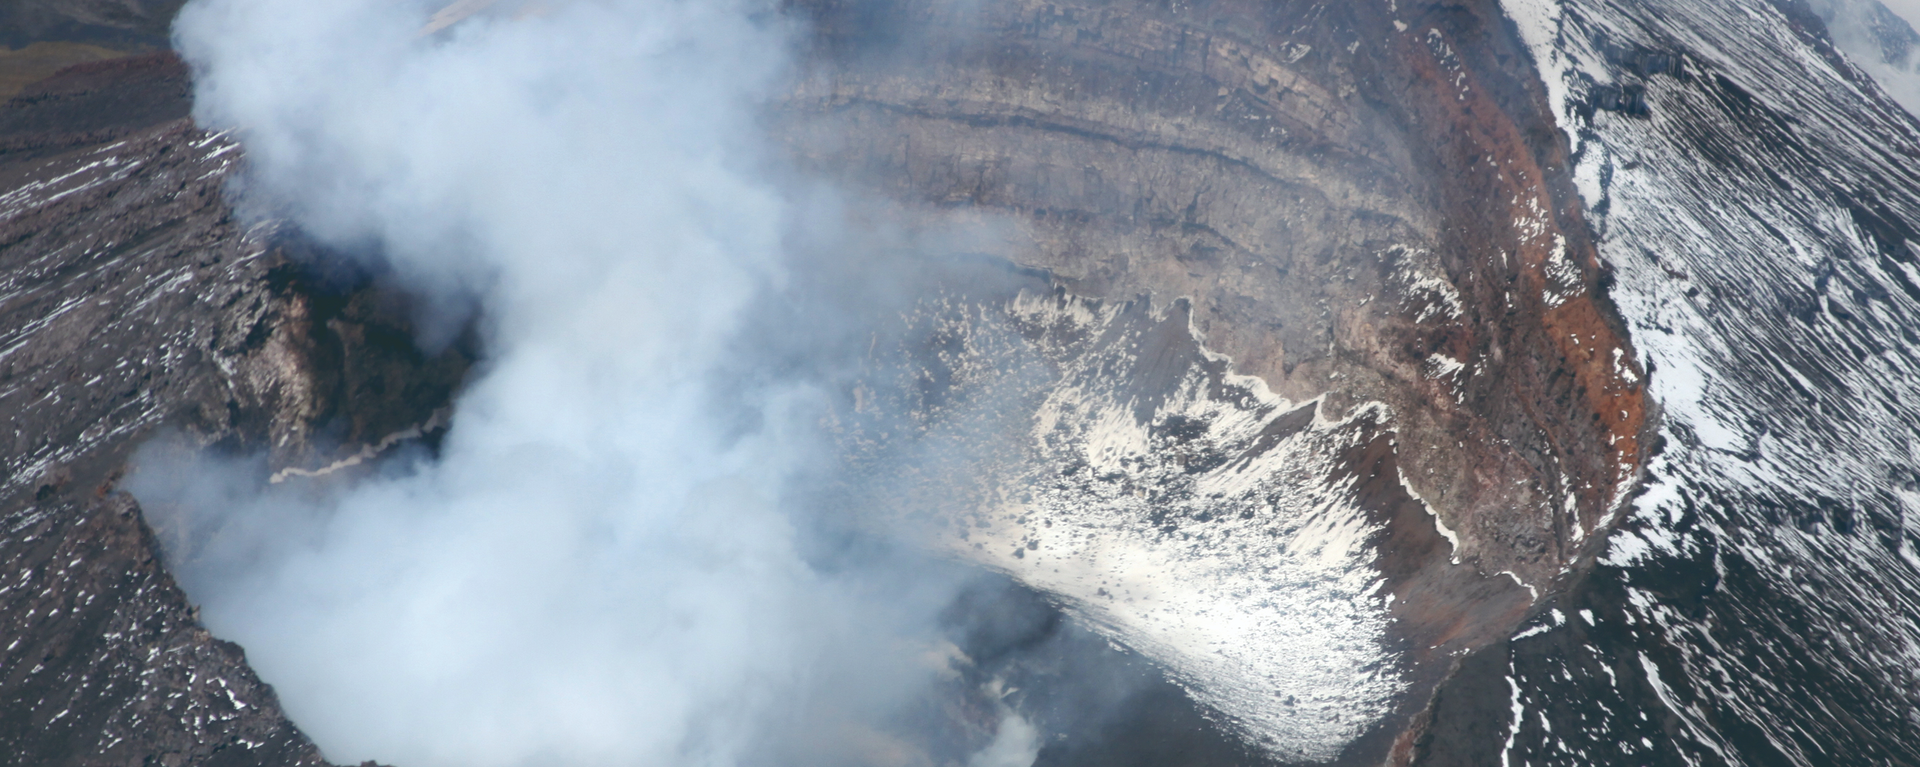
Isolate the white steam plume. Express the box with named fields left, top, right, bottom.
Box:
left=145, top=1, right=988, bottom=765
left=1816, top=0, right=1920, bottom=116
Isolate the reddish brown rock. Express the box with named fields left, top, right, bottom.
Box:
left=781, top=1, right=1652, bottom=758
left=784, top=0, right=1649, bottom=619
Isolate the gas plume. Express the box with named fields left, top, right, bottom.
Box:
left=1813, top=0, right=1920, bottom=116
left=135, top=1, right=1033, bottom=765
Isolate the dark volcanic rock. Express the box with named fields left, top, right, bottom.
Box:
left=0, top=109, right=330, bottom=766
left=1417, top=0, right=1920, bottom=764
left=0, top=52, right=191, bottom=160
left=0, top=0, right=182, bottom=51
left=1, top=491, right=323, bottom=767
left=0, top=54, right=462, bottom=767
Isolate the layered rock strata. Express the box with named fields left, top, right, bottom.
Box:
left=785, top=0, right=1650, bottom=596
left=784, top=0, right=1652, bottom=758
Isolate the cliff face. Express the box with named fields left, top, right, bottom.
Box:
left=786, top=0, right=1649, bottom=593
left=783, top=1, right=1650, bottom=757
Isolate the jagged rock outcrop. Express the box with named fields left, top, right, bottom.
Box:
left=1420, top=0, right=1920, bottom=763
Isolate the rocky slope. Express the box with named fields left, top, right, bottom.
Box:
left=0, top=0, right=181, bottom=98
left=1418, top=0, right=1920, bottom=763
left=0, top=54, right=465, bottom=767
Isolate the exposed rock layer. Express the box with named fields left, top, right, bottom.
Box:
left=783, top=0, right=1651, bottom=597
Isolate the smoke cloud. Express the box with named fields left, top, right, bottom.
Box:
left=137, top=1, right=1026, bottom=765
left=1815, top=0, right=1920, bottom=116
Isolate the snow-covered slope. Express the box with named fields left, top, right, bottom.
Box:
left=1490, top=0, right=1920, bottom=762
left=842, top=292, right=1410, bottom=762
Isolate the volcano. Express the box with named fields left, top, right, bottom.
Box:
left=2, top=0, right=1919, bottom=765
